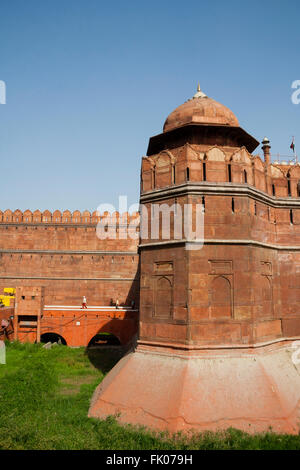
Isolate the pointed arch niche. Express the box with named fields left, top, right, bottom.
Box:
left=154, top=275, right=173, bottom=318
left=209, top=275, right=232, bottom=318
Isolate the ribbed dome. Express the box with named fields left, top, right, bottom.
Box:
left=163, top=86, right=239, bottom=132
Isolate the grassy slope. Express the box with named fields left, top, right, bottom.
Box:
left=0, top=341, right=299, bottom=450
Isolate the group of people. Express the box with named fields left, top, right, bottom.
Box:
left=81, top=297, right=135, bottom=309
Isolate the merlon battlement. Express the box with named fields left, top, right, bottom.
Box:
left=0, top=210, right=140, bottom=225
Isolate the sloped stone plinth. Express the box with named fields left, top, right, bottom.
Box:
left=89, top=341, right=300, bottom=434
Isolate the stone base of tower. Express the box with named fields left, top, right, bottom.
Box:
left=88, top=340, right=300, bottom=435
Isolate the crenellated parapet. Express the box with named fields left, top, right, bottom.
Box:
left=0, top=209, right=140, bottom=225
left=141, top=143, right=300, bottom=199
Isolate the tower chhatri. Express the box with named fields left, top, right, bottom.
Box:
left=89, top=86, right=300, bottom=434
left=193, top=82, right=207, bottom=98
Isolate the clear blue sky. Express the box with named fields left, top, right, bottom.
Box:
left=0, top=0, right=299, bottom=212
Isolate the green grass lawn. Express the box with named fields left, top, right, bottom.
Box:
left=0, top=341, right=299, bottom=450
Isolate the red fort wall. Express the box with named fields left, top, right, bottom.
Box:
left=0, top=211, right=140, bottom=307
left=2, top=151, right=300, bottom=347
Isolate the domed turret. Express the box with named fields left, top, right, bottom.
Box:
left=146, top=84, right=259, bottom=156
left=163, top=84, right=239, bottom=132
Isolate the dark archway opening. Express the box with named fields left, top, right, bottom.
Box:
left=40, top=333, right=67, bottom=345
left=87, top=333, right=121, bottom=348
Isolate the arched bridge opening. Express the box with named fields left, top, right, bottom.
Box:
left=40, top=332, right=67, bottom=345
left=87, top=332, right=121, bottom=348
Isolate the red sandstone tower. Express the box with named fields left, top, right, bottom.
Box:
left=89, top=86, right=300, bottom=434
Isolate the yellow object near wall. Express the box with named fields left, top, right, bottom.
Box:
left=0, top=296, right=10, bottom=306
left=4, top=288, right=15, bottom=294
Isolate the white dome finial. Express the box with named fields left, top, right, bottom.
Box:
left=193, top=83, right=207, bottom=99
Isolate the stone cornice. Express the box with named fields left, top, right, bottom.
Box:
left=137, top=337, right=300, bottom=354
left=140, top=182, right=300, bottom=208
left=139, top=238, right=300, bottom=251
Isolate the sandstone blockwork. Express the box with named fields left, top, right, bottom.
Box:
left=0, top=211, right=140, bottom=346
left=0, top=210, right=140, bottom=307
left=141, top=144, right=300, bottom=198
left=140, top=146, right=300, bottom=346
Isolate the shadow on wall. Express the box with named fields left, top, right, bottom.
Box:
left=124, top=260, right=140, bottom=309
